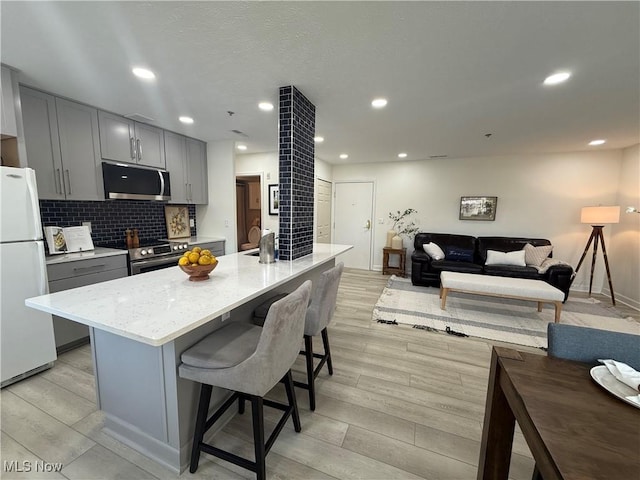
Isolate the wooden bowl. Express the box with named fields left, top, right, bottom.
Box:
left=179, top=262, right=217, bottom=281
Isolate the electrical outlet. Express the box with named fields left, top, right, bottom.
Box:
left=224, top=220, right=229, bottom=227
left=378, top=218, right=384, bottom=224
left=222, top=312, right=231, bottom=321
left=189, top=218, right=195, bottom=228
left=267, top=172, right=271, bottom=180
left=82, top=221, right=92, bottom=233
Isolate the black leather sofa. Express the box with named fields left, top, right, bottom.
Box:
left=411, top=232, right=574, bottom=301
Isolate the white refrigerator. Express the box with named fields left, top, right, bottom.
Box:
left=1, top=166, right=57, bottom=387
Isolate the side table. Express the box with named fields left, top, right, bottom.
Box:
left=382, top=247, right=406, bottom=277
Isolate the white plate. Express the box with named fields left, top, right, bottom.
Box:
left=590, top=365, right=640, bottom=409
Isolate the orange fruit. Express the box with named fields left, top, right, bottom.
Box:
left=178, top=257, right=189, bottom=266
left=188, top=252, right=200, bottom=264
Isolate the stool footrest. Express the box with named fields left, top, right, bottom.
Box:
left=201, top=443, right=256, bottom=472
left=205, top=392, right=239, bottom=431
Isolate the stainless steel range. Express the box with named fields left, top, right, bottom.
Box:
left=128, top=240, right=190, bottom=275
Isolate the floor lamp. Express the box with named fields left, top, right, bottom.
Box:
left=575, top=206, right=620, bottom=305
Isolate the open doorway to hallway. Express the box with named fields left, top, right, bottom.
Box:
left=236, top=175, right=262, bottom=251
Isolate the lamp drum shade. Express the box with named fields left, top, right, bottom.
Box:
left=580, top=206, right=620, bottom=224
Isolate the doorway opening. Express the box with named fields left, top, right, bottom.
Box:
left=235, top=175, right=262, bottom=251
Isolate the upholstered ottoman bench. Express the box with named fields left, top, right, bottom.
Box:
left=440, top=271, right=564, bottom=323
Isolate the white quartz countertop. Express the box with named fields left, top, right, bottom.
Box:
left=45, top=247, right=127, bottom=265
left=28, top=243, right=351, bottom=346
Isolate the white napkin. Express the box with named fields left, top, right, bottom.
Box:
left=599, top=359, right=640, bottom=405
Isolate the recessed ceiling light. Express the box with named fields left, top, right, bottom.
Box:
left=339, top=153, right=349, bottom=159
left=237, top=144, right=248, bottom=151
left=132, top=67, right=155, bottom=80
left=371, top=98, right=388, bottom=108
left=588, top=139, right=606, bottom=146
left=397, top=153, right=407, bottom=158
left=179, top=116, right=194, bottom=124
left=258, top=102, right=274, bottom=111
left=543, top=71, right=571, bottom=85
left=314, top=136, right=324, bottom=143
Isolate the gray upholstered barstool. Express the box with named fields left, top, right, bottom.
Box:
left=254, top=263, right=344, bottom=411
left=179, top=281, right=312, bottom=480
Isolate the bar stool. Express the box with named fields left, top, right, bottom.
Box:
left=296, top=262, right=344, bottom=410
left=179, top=281, right=312, bottom=480
left=251, top=263, right=344, bottom=410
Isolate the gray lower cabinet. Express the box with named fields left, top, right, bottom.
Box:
left=47, top=255, right=127, bottom=353
left=165, top=132, right=208, bottom=204
left=21, top=86, right=103, bottom=200
left=193, top=240, right=224, bottom=257
left=98, top=111, right=165, bottom=169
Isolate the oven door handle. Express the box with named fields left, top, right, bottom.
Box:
left=130, top=256, right=180, bottom=271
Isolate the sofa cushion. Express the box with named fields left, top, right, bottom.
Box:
left=524, top=243, right=553, bottom=267
left=431, top=259, right=483, bottom=274
left=485, top=249, right=526, bottom=266
left=423, top=242, right=445, bottom=260
left=484, top=264, right=541, bottom=279
left=477, top=237, right=552, bottom=264
left=445, top=246, right=474, bottom=262
left=414, top=233, right=476, bottom=254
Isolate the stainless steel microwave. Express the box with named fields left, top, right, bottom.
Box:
left=102, top=162, right=171, bottom=201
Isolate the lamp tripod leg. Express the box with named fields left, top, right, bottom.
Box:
left=588, top=230, right=600, bottom=297
left=597, top=230, right=616, bottom=306
left=575, top=230, right=596, bottom=274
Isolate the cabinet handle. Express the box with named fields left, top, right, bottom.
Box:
left=136, top=139, right=142, bottom=161
left=72, top=264, right=106, bottom=272
left=188, top=183, right=193, bottom=202
left=56, top=168, right=63, bottom=194
left=185, top=183, right=189, bottom=201
left=130, top=137, right=136, bottom=160
left=65, top=169, right=72, bottom=195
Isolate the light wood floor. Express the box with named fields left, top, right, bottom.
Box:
left=1, top=269, right=636, bottom=479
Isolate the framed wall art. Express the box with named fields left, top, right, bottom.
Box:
left=268, top=184, right=279, bottom=215
left=164, top=205, right=191, bottom=238
left=459, top=196, right=498, bottom=221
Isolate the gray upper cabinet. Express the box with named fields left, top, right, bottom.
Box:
left=20, top=87, right=63, bottom=199
left=21, top=87, right=102, bottom=201
left=165, top=133, right=208, bottom=204
left=164, top=131, right=188, bottom=203
left=98, top=111, right=165, bottom=169
left=186, top=138, right=208, bottom=204
left=1, top=66, right=18, bottom=137
left=55, top=97, right=103, bottom=200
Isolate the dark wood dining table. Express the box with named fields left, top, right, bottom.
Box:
left=477, top=347, right=640, bottom=480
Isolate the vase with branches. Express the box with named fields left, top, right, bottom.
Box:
left=387, top=208, right=418, bottom=248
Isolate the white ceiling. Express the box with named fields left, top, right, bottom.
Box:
left=2, top=1, right=638, bottom=165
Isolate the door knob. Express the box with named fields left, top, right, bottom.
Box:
left=365, top=220, right=371, bottom=230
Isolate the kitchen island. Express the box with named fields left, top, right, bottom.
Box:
left=26, top=243, right=351, bottom=472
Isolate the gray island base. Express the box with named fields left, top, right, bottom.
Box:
left=26, top=244, right=352, bottom=472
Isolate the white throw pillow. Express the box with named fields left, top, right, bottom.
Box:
left=523, top=243, right=553, bottom=267
left=423, top=242, right=445, bottom=260
left=485, top=249, right=526, bottom=267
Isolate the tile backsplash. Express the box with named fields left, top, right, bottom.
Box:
left=40, top=200, right=196, bottom=248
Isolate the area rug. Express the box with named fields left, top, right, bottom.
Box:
left=372, top=276, right=640, bottom=348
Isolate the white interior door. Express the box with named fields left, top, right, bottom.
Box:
left=334, top=181, right=374, bottom=269
left=316, top=179, right=332, bottom=243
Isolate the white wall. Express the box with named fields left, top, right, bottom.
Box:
left=331, top=150, right=624, bottom=294
left=196, top=140, right=237, bottom=254
left=608, top=144, right=640, bottom=309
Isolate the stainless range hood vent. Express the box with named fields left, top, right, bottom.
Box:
left=230, top=129, right=249, bottom=138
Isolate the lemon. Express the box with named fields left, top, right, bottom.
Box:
left=192, top=246, right=202, bottom=254
left=183, top=250, right=191, bottom=257
left=201, top=249, right=212, bottom=257
left=188, top=252, right=200, bottom=264
left=178, top=257, right=189, bottom=266
left=198, top=255, right=211, bottom=266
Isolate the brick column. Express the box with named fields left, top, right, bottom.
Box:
left=278, top=86, right=315, bottom=261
